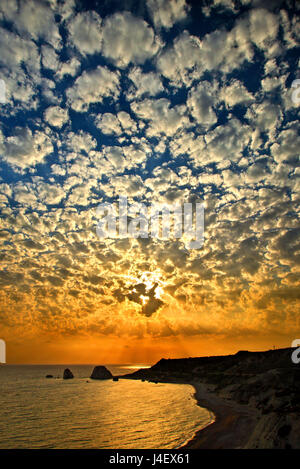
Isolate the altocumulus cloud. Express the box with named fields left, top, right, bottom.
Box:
left=0, top=0, right=299, bottom=348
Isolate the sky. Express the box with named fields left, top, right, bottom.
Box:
left=0, top=0, right=299, bottom=364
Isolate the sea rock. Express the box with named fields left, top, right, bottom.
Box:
left=90, top=365, right=113, bottom=380
left=113, top=376, right=119, bottom=382
left=46, top=374, right=53, bottom=378
left=63, top=368, right=74, bottom=379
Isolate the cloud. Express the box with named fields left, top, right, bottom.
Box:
left=156, top=31, right=202, bottom=85
left=13, top=185, right=38, bottom=207
left=0, top=127, right=53, bottom=169
left=95, top=113, right=122, bottom=135
left=182, top=118, right=251, bottom=166
left=66, top=66, right=120, bottom=111
left=117, top=112, right=138, bottom=134
left=245, top=101, right=282, bottom=134
left=271, top=125, right=300, bottom=165
left=249, top=8, right=279, bottom=49
left=101, top=11, right=160, bottom=67
left=44, top=106, right=69, bottom=128
left=102, top=146, right=126, bottom=173
left=219, top=79, right=254, bottom=107
left=95, top=111, right=139, bottom=136
left=187, top=81, right=217, bottom=128
left=0, top=0, right=299, bottom=354
left=121, top=281, right=164, bottom=317
left=68, top=10, right=102, bottom=55
left=131, top=98, right=190, bottom=137
left=0, top=27, right=39, bottom=73
left=36, top=182, right=65, bottom=206
left=64, top=130, right=97, bottom=154
left=157, top=20, right=253, bottom=86
left=41, top=45, right=59, bottom=71
left=55, top=57, right=81, bottom=80
left=109, top=174, right=145, bottom=197
left=127, top=67, right=164, bottom=100
left=4, top=0, right=61, bottom=49
left=243, top=161, right=271, bottom=184
left=147, top=0, right=190, bottom=30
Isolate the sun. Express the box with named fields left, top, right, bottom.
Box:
left=124, top=270, right=166, bottom=300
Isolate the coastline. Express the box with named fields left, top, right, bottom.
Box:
left=180, top=382, right=259, bottom=449
left=122, top=349, right=300, bottom=449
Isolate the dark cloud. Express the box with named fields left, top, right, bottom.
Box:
left=127, top=282, right=164, bottom=317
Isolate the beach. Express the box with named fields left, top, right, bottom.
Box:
left=182, top=382, right=259, bottom=449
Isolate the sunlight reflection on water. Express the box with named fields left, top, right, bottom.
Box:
left=0, top=365, right=212, bottom=449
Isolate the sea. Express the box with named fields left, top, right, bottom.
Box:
left=0, top=364, right=213, bottom=449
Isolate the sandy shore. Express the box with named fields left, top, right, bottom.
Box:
left=181, top=382, right=259, bottom=449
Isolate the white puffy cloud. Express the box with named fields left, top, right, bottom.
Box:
left=127, top=67, right=164, bottom=100
left=131, top=98, right=190, bottom=137
left=193, top=118, right=252, bottom=166
left=41, top=45, right=59, bottom=71
left=147, top=0, right=190, bottom=30
left=40, top=78, right=60, bottom=105
left=199, top=24, right=253, bottom=74
left=245, top=102, right=282, bottom=135
left=249, top=8, right=279, bottom=50
left=94, top=111, right=138, bottom=136
left=68, top=11, right=102, bottom=55
left=219, top=79, right=254, bottom=107
left=122, top=144, right=148, bottom=166
left=13, top=184, right=38, bottom=207
left=66, top=182, right=94, bottom=207
left=0, top=27, right=39, bottom=74
left=157, top=6, right=281, bottom=87
left=0, top=68, right=37, bottom=108
left=0, top=127, right=53, bottom=169
left=109, top=174, right=145, bottom=197
left=44, top=106, right=69, bottom=128
left=55, top=57, right=81, bottom=80
left=187, top=82, right=217, bottom=128
left=64, top=131, right=97, bottom=154
left=198, top=172, right=223, bottom=186
left=3, top=0, right=61, bottom=49
left=101, top=11, right=160, bottom=67
left=156, top=31, right=202, bottom=85
left=271, top=125, right=300, bottom=165
left=36, top=182, right=65, bottom=205
left=102, top=146, right=126, bottom=173
left=243, top=161, right=271, bottom=184
left=157, top=22, right=253, bottom=86
left=66, top=66, right=120, bottom=112
left=117, top=112, right=138, bottom=134
left=95, top=113, right=122, bottom=135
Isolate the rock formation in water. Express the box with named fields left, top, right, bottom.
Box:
left=90, top=365, right=113, bottom=380
left=45, top=374, right=54, bottom=378
left=63, top=368, right=74, bottom=379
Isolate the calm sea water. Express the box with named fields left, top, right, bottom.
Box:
left=0, top=364, right=212, bottom=449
